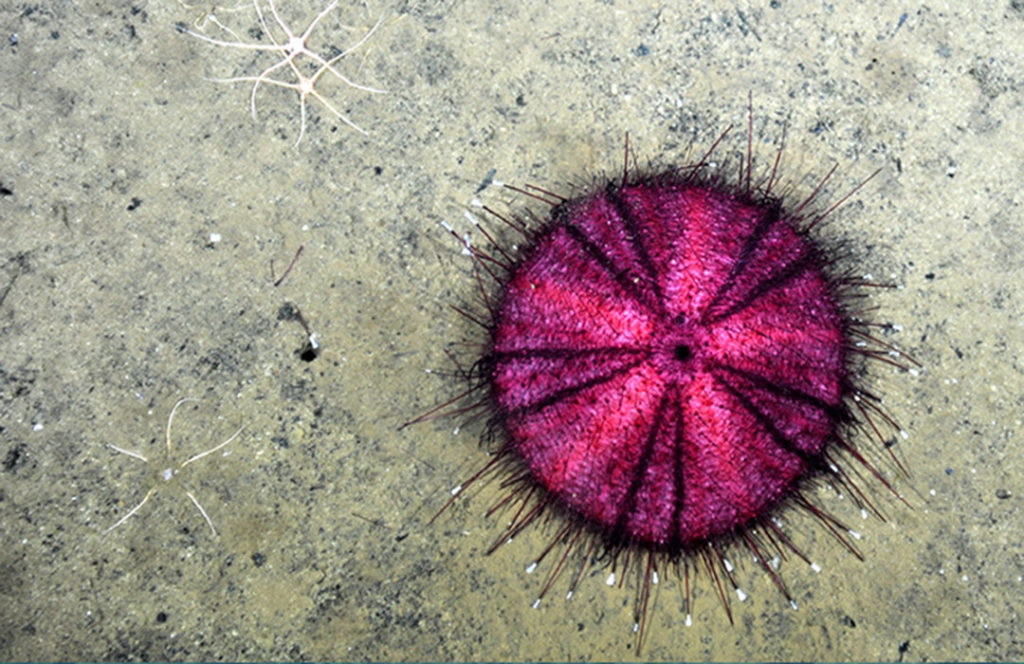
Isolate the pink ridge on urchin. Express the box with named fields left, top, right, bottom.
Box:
left=413, top=121, right=917, bottom=651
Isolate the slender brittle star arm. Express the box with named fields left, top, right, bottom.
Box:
left=184, top=489, right=219, bottom=536
left=181, top=426, right=243, bottom=468
left=307, top=85, right=368, bottom=134
left=305, top=15, right=388, bottom=94
left=107, top=443, right=149, bottom=463
left=105, top=486, right=158, bottom=533
left=176, top=22, right=286, bottom=53
left=166, top=397, right=199, bottom=456
left=205, top=52, right=297, bottom=120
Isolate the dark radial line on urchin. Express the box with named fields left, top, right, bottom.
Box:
left=505, top=355, right=649, bottom=417
left=711, top=366, right=837, bottom=467
left=669, top=385, right=687, bottom=554
left=714, top=377, right=817, bottom=470
left=703, top=249, right=818, bottom=325
left=492, top=346, right=645, bottom=363
left=560, top=223, right=660, bottom=317
left=702, top=207, right=780, bottom=318
left=611, top=388, right=672, bottom=542
left=713, top=361, right=845, bottom=424
left=602, top=186, right=669, bottom=314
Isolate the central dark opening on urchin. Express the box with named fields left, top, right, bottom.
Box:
left=673, top=344, right=692, bottom=362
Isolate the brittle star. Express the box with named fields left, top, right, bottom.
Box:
left=177, top=0, right=386, bottom=146
left=105, top=398, right=243, bottom=536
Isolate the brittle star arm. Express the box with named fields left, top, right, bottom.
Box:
left=305, top=15, right=388, bottom=95
left=105, top=486, right=158, bottom=534
left=177, top=424, right=242, bottom=535
left=203, top=61, right=296, bottom=122
left=105, top=434, right=155, bottom=532
left=184, top=490, right=218, bottom=536
left=180, top=425, right=244, bottom=468
left=107, top=444, right=149, bottom=463
left=176, top=22, right=288, bottom=53
left=166, top=397, right=200, bottom=456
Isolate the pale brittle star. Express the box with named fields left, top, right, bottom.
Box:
left=177, top=0, right=386, bottom=146
left=105, top=398, right=243, bottom=536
